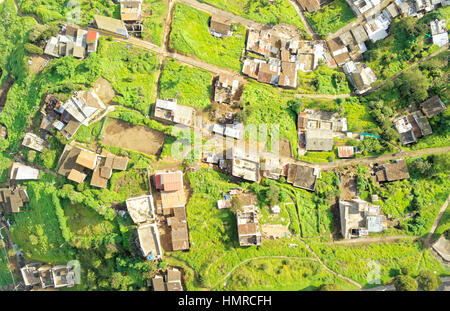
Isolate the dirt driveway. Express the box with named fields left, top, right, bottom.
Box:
left=101, top=119, right=166, bottom=156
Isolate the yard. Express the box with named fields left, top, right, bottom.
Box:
left=0, top=244, right=14, bottom=287
left=297, top=64, right=351, bottom=95
left=197, top=0, right=309, bottom=38
left=158, top=59, right=213, bottom=109
left=142, top=0, right=168, bottom=46
left=170, top=3, right=246, bottom=72
left=305, top=0, right=356, bottom=38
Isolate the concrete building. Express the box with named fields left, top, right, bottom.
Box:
left=237, top=206, right=262, bottom=246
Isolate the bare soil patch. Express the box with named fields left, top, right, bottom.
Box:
left=28, top=55, right=50, bottom=74
left=262, top=224, right=290, bottom=239
left=279, top=138, right=293, bottom=158
left=101, top=118, right=165, bottom=156
left=0, top=76, right=14, bottom=108
left=94, top=77, right=116, bottom=105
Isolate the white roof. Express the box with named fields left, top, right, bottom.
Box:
left=10, top=163, right=40, bottom=180
left=126, top=195, right=155, bottom=224
left=432, top=33, right=449, bottom=47
left=156, top=99, right=177, bottom=111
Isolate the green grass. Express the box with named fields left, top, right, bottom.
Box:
left=97, top=39, right=159, bottom=115
left=243, top=80, right=299, bottom=157
left=310, top=240, right=450, bottom=288
left=0, top=152, right=14, bottom=183
left=0, top=245, right=14, bottom=287
left=170, top=3, right=246, bottom=72
left=10, top=181, right=73, bottom=263
left=434, top=208, right=450, bottom=238
left=197, top=0, right=309, bottom=38
left=305, top=0, right=356, bottom=38
left=18, top=0, right=120, bottom=25
left=223, top=257, right=359, bottom=290
left=159, top=59, right=212, bottom=109
left=142, top=0, right=167, bottom=46
left=297, top=64, right=351, bottom=95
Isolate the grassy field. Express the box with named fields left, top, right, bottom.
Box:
left=97, top=39, right=159, bottom=115
left=223, top=257, right=359, bottom=290
left=197, top=0, right=309, bottom=38
left=243, top=81, right=299, bottom=157
left=17, top=0, right=120, bottom=24
left=158, top=59, right=213, bottom=109
left=142, top=0, right=167, bottom=46
left=0, top=244, right=14, bottom=287
left=310, top=240, right=450, bottom=288
left=170, top=3, right=246, bottom=72
left=305, top=0, right=356, bottom=38
left=297, top=64, right=351, bottom=95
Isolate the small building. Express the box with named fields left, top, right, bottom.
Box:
left=339, top=198, right=385, bottom=239
left=260, top=153, right=288, bottom=180
left=237, top=206, right=262, bottom=246
left=212, top=121, right=243, bottom=140
left=364, top=12, right=391, bottom=43
left=432, top=235, right=450, bottom=262
left=137, top=223, right=163, bottom=260
left=338, top=146, right=355, bottom=158
left=0, top=187, right=29, bottom=213
left=297, top=0, right=321, bottom=12
left=257, top=62, right=281, bottom=85
left=214, top=75, right=239, bottom=104
left=351, top=25, right=369, bottom=43
left=209, top=17, right=232, bottom=38
left=21, top=263, right=42, bottom=287
left=374, top=159, right=410, bottom=183
left=286, top=163, right=320, bottom=191
left=93, top=15, right=129, bottom=38
left=21, top=133, right=49, bottom=152
left=86, top=30, right=100, bottom=54
left=343, top=61, right=377, bottom=94
left=231, top=148, right=260, bottom=182
left=430, top=19, right=448, bottom=47
left=152, top=268, right=183, bottom=291
left=327, top=38, right=351, bottom=66
left=119, top=0, right=143, bottom=22
left=385, top=3, right=400, bottom=18
left=61, top=90, right=106, bottom=127
left=126, top=195, right=156, bottom=224
left=278, top=61, right=298, bottom=88
left=394, top=112, right=433, bottom=145
left=153, top=99, right=195, bottom=127
left=51, top=265, right=76, bottom=288
left=420, top=96, right=447, bottom=118
left=305, top=128, right=334, bottom=151
left=9, top=162, right=40, bottom=180
left=154, top=171, right=184, bottom=192
left=21, top=262, right=76, bottom=289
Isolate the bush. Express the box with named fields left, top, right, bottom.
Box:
left=24, top=43, right=43, bottom=55
left=394, top=275, right=417, bottom=291
left=417, top=270, right=441, bottom=291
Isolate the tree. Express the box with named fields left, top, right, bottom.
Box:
left=54, top=56, right=77, bottom=79
left=398, top=69, right=429, bottom=105
left=410, top=158, right=433, bottom=177
left=27, top=150, right=37, bottom=162
left=318, top=283, right=342, bottom=291
left=417, top=270, right=441, bottom=291
left=394, top=275, right=418, bottom=291
left=400, top=267, right=411, bottom=276
left=230, top=196, right=243, bottom=214
left=266, top=186, right=280, bottom=207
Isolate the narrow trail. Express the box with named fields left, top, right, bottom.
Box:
left=325, top=235, right=418, bottom=245
left=13, top=0, right=42, bottom=24
left=424, top=194, right=450, bottom=247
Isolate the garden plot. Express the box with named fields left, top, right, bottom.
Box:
left=101, top=119, right=165, bottom=156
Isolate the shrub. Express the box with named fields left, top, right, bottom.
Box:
left=394, top=275, right=417, bottom=291
left=24, top=43, right=44, bottom=55
left=417, top=270, right=441, bottom=291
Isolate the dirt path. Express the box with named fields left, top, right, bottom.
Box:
left=286, top=0, right=320, bottom=40
left=13, top=0, right=42, bottom=24
left=177, top=0, right=265, bottom=30
left=325, top=235, right=418, bottom=245
left=424, top=194, right=450, bottom=247
left=295, top=93, right=352, bottom=99
left=366, top=45, right=449, bottom=95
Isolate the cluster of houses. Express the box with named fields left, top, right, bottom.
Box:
left=44, top=25, right=99, bottom=59
left=57, top=144, right=128, bottom=188
left=21, top=262, right=76, bottom=290
left=41, top=90, right=106, bottom=140
left=394, top=96, right=447, bottom=145
left=327, top=0, right=449, bottom=94
left=151, top=268, right=183, bottom=291
left=242, top=27, right=326, bottom=88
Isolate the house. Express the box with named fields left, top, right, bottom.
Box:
left=93, top=15, right=129, bottom=38
left=154, top=171, right=183, bottom=192
left=214, top=75, right=239, bottom=104
left=212, top=121, right=243, bottom=140
left=153, top=99, right=195, bottom=127
left=257, top=62, right=281, bottom=85
left=9, top=162, right=40, bottom=180
left=170, top=220, right=190, bottom=251
left=346, top=0, right=381, bottom=16
left=231, top=148, right=260, bottom=182
left=343, top=61, right=377, bottom=94
left=260, top=153, right=288, bottom=180
left=246, top=29, right=281, bottom=58
left=51, top=265, right=76, bottom=288
left=119, top=0, right=143, bottom=22
left=374, top=159, right=410, bottom=183
left=394, top=112, right=433, bottom=145
left=21, top=262, right=76, bottom=289
left=286, top=163, right=320, bottom=191
left=297, top=0, right=321, bottom=12
left=305, top=128, right=334, bottom=151
left=86, top=30, right=100, bottom=54
left=350, top=25, right=369, bottom=43
left=21, top=133, right=49, bottom=152
left=152, top=268, right=183, bottom=291
left=430, top=19, right=449, bottom=47
left=327, top=38, right=351, bottom=66
left=432, top=236, right=450, bottom=262
left=364, top=12, right=391, bottom=43
left=338, top=146, right=355, bottom=158
left=420, top=96, right=447, bottom=118
left=339, top=31, right=367, bottom=59
left=242, top=58, right=262, bottom=79
left=0, top=124, right=7, bottom=139
left=126, top=195, right=156, bottom=224
left=396, top=0, right=415, bottom=17
left=278, top=61, right=298, bottom=88
left=21, top=263, right=42, bottom=287
left=298, top=109, right=348, bottom=132
left=385, top=3, right=400, bottom=18
left=0, top=187, right=29, bottom=213
left=61, top=90, right=106, bottom=127
left=44, top=27, right=93, bottom=59
left=137, top=223, right=163, bottom=260
left=209, top=17, right=232, bottom=38
left=237, top=206, right=262, bottom=246
left=339, top=198, right=385, bottom=239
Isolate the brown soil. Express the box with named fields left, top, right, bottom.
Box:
left=261, top=224, right=290, bottom=239
left=94, top=77, right=116, bottom=105
left=0, top=76, right=14, bottom=108
left=28, top=55, right=50, bottom=74
left=101, top=119, right=166, bottom=156
left=279, top=139, right=293, bottom=158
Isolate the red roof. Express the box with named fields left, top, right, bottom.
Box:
left=86, top=31, right=98, bottom=43
left=155, top=172, right=183, bottom=192
left=338, top=146, right=355, bottom=158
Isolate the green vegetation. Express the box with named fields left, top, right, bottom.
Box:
left=142, top=0, right=167, bottom=46
left=417, top=270, right=442, bottom=291
left=197, top=0, right=309, bottom=38
left=0, top=244, right=14, bottom=286
left=305, top=0, right=356, bottom=38
left=224, top=257, right=358, bottom=290
left=394, top=274, right=418, bottom=291
left=159, top=59, right=212, bottom=109
left=18, top=0, right=120, bottom=25
left=170, top=3, right=246, bottom=71
left=297, top=64, right=351, bottom=95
